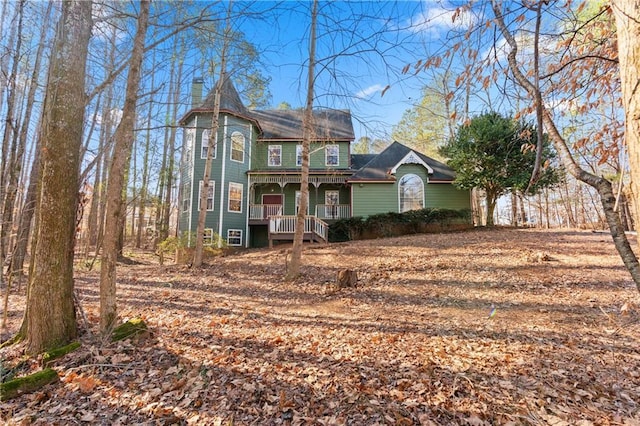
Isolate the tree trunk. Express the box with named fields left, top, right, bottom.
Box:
left=0, top=0, right=25, bottom=262
left=22, top=0, right=92, bottom=354
left=5, top=1, right=51, bottom=279
left=159, top=39, right=185, bottom=244
left=612, top=0, right=640, bottom=235
left=99, top=0, right=150, bottom=334
left=286, top=0, right=317, bottom=281
left=193, top=5, right=232, bottom=268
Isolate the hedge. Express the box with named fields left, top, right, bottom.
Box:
left=328, top=208, right=472, bottom=242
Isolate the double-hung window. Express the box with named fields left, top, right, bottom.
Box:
left=268, top=145, right=282, bottom=167
left=227, top=229, right=242, bottom=246
left=296, top=144, right=303, bottom=166
left=201, top=129, right=216, bottom=159
left=230, top=131, right=245, bottom=162
left=198, top=180, right=215, bottom=211
left=325, top=144, right=339, bottom=166
left=228, top=182, right=243, bottom=213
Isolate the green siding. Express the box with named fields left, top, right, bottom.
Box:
left=352, top=183, right=397, bottom=217
left=181, top=113, right=252, bottom=246
left=252, top=141, right=350, bottom=169
left=351, top=164, right=470, bottom=217
left=425, top=184, right=470, bottom=210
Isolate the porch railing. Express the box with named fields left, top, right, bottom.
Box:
left=249, top=204, right=283, bottom=220
left=268, top=215, right=328, bottom=242
left=314, top=204, right=351, bottom=220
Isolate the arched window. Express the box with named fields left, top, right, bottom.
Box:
left=399, top=174, right=424, bottom=212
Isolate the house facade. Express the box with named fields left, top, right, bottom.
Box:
left=178, top=79, right=471, bottom=248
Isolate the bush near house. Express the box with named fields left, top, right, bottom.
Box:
left=328, top=208, right=472, bottom=242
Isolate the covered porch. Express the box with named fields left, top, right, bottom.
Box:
left=248, top=173, right=352, bottom=223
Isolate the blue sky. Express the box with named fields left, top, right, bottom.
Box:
left=223, top=1, right=462, bottom=142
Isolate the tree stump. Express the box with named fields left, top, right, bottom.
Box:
left=337, top=269, right=357, bottom=288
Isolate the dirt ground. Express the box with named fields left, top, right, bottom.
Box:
left=1, top=228, right=640, bottom=425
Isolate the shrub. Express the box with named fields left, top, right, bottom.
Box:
left=328, top=208, right=471, bottom=242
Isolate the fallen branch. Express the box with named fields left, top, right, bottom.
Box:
left=0, top=368, right=58, bottom=401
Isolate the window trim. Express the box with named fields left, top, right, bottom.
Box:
left=398, top=173, right=425, bottom=213
left=227, top=229, right=242, bottom=246
left=182, top=183, right=190, bottom=212
left=203, top=228, right=214, bottom=246
left=325, top=144, right=339, bottom=166
left=268, top=144, right=282, bottom=167
left=184, top=128, right=195, bottom=163
left=198, top=180, right=215, bottom=211
left=230, top=131, right=245, bottom=163
left=296, top=144, right=303, bottom=167
left=227, top=182, right=243, bottom=213
left=201, top=129, right=217, bottom=159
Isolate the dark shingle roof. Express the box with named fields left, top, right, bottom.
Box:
left=350, top=154, right=377, bottom=170
left=199, top=77, right=247, bottom=115
left=348, top=141, right=456, bottom=182
left=250, top=109, right=354, bottom=141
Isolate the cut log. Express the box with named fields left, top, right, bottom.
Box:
left=0, top=368, right=58, bottom=401
left=112, top=318, right=148, bottom=341
left=337, top=269, right=357, bottom=288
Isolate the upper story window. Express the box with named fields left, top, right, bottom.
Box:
left=201, top=129, right=217, bottom=159
left=325, top=144, right=339, bottom=166
left=398, top=173, right=424, bottom=213
left=296, top=144, right=303, bottom=166
left=184, top=128, right=195, bottom=163
left=268, top=145, right=282, bottom=167
left=230, top=131, right=245, bottom=163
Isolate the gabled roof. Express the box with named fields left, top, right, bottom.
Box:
left=348, top=141, right=456, bottom=182
left=250, top=109, right=354, bottom=141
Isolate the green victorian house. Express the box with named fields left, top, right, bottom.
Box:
left=178, top=79, right=471, bottom=248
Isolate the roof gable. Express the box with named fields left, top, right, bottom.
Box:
left=348, top=141, right=456, bottom=182
left=390, top=150, right=433, bottom=174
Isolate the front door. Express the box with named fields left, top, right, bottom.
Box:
left=262, top=194, right=283, bottom=219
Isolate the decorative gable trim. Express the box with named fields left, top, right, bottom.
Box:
left=390, top=150, right=433, bottom=174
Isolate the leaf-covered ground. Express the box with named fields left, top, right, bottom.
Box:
left=2, top=228, right=640, bottom=425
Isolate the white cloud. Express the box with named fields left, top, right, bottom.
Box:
left=409, top=3, right=476, bottom=34
left=355, top=84, right=386, bottom=99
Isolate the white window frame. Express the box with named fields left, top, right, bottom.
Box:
left=325, top=144, right=339, bottom=166
left=325, top=190, right=339, bottom=219
left=198, top=180, right=215, bottom=211
left=230, top=131, right=245, bottom=163
left=203, top=228, right=214, bottom=246
left=268, top=144, right=282, bottom=167
left=398, top=173, right=424, bottom=213
left=184, top=128, right=195, bottom=163
left=182, top=183, right=190, bottom=212
left=295, top=190, right=309, bottom=214
left=201, top=129, right=217, bottom=159
left=228, top=182, right=243, bottom=213
left=227, top=229, right=242, bottom=246
left=296, top=144, right=303, bottom=166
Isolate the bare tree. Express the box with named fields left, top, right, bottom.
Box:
left=286, top=0, right=317, bottom=280
left=20, top=0, right=92, bottom=354
left=100, top=0, right=150, bottom=333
